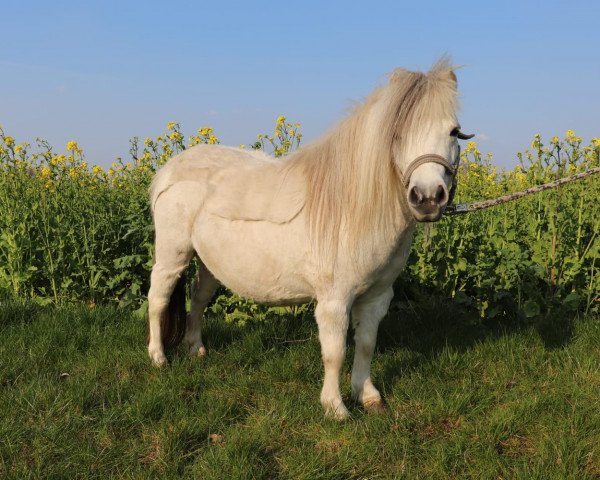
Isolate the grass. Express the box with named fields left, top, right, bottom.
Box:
left=1, top=298, right=599, bottom=479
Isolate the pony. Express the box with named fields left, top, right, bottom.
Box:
left=147, top=59, right=473, bottom=419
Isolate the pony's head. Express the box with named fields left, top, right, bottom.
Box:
left=388, top=62, right=473, bottom=222
left=290, top=58, right=474, bottom=266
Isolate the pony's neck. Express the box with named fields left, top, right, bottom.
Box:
left=285, top=109, right=414, bottom=270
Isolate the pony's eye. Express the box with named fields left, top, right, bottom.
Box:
left=450, top=127, right=460, bottom=137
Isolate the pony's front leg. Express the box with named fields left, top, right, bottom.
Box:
left=315, top=298, right=351, bottom=420
left=350, top=287, right=393, bottom=412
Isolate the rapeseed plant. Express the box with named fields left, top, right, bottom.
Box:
left=0, top=124, right=597, bottom=319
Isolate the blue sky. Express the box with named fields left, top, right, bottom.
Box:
left=2, top=0, right=599, bottom=168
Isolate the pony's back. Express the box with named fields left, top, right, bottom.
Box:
left=149, top=144, right=275, bottom=214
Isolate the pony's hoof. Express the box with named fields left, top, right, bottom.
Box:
left=363, top=398, right=386, bottom=414
left=187, top=342, right=206, bottom=358
left=149, top=348, right=167, bottom=367
left=323, top=402, right=350, bottom=421
left=152, top=356, right=167, bottom=368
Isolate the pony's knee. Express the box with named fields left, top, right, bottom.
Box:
left=315, top=299, right=350, bottom=326
left=353, top=287, right=394, bottom=323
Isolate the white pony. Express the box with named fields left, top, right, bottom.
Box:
left=147, top=59, right=473, bottom=419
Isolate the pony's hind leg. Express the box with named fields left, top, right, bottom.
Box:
left=350, top=287, right=393, bottom=412
left=148, top=261, right=189, bottom=366
left=147, top=214, right=194, bottom=367
left=184, top=261, right=219, bottom=357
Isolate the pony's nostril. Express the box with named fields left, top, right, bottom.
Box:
left=435, top=185, right=447, bottom=205
left=409, top=186, right=423, bottom=205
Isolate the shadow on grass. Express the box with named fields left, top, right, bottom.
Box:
left=398, top=286, right=580, bottom=349
left=0, top=290, right=579, bottom=371
left=372, top=288, right=579, bottom=394
left=153, top=287, right=580, bottom=371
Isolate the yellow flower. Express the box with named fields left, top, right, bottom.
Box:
left=198, top=127, right=213, bottom=136
left=592, top=138, right=600, bottom=148
left=550, top=136, right=560, bottom=144
left=40, top=166, right=52, bottom=178
left=107, top=168, right=115, bottom=176
left=208, top=135, right=218, bottom=144
left=144, top=137, right=152, bottom=147
left=14, top=145, right=23, bottom=154
left=50, top=154, right=66, bottom=166
left=169, top=132, right=182, bottom=142
left=167, top=121, right=176, bottom=130
left=465, top=141, right=477, bottom=153
left=289, top=129, right=295, bottom=136
left=66, top=140, right=79, bottom=151
left=4, top=136, right=14, bottom=146
left=92, top=165, right=103, bottom=175
left=69, top=168, right=78, bottom=178
left=239, top=144, right=246, bottom=149
left=276, top=116, right=285, bottom=126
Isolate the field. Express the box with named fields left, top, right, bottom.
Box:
left=1, top=300, right=599, bottom=478
left=0, top=120, right=599, bottom=478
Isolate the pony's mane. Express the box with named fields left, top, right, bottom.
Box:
left=285, top=58, right=459, bottom=268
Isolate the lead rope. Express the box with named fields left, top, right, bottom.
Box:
left=444, top=166, right=600, bottom=215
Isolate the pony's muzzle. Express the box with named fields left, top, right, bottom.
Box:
left=408, top=183, right=448, bottom=222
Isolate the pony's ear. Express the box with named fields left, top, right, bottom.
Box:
left=389, top=68, right=411, bottom=84
left=434, top=68, right=457, bottom=85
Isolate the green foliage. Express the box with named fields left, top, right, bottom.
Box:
left=0, top=122, right=598, bottom=320
left=405, top=133, right=600, bottom=318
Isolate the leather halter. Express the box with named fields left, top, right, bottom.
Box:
left=401, top=144, right=462, bottom=209
left=401, top=153, right=457, bottom=187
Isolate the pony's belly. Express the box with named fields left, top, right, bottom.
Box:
left=193, top=215, right=314, bottom=305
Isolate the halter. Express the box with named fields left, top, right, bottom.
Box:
left=401, top=144, right=462, bottom=209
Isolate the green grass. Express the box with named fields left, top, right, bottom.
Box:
left=1, top=299, right=599, bottom=479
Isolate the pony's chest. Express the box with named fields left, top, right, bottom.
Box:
left=353, top=226, right=416, bottom=296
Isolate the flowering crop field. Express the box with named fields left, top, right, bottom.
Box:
left=1, top=120, right=600, bottom=477
left=0, top=119, right=598, bottom=319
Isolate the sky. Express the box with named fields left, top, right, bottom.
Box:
left=1, top=0, right=599, bottom=168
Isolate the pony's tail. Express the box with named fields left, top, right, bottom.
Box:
left=161, top=275, right=187, bottom=348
